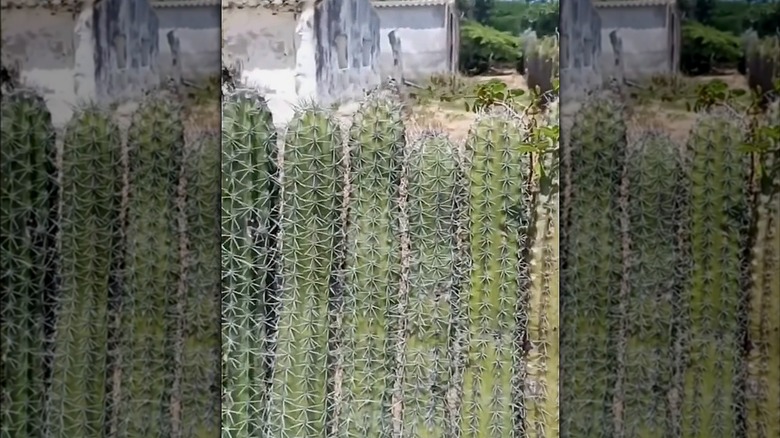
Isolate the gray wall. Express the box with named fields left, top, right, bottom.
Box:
left=375, top=5, right=451, bottom=78
left=314, top=0, right=381, bottom=100
left=560, top=0, right=602, bottom=100
left=93, top=0, right=160, bottom=101
left=156, top=5, right=221, bottom=80
left=597, top=6, right=672, bottom=79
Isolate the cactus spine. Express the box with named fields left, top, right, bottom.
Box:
left=0, top=90, right=56, bottom=438
left=462, top=110, right=531, bottom=437
left=48, top=106, right=121, bottom=436
left=682, top=109, right=749, bottom=438
left=525, top=101, right=559, bottom=438
left=122, top=97, right=184, bottom=437
left=269, top=106, right=343, bottom=437
left=405, top=131, right=459, bottom=437
left=623, top=132, right=684, bottom=437
left=746, top=102, right=780, bottom=438
left=181, top=129, right=221, bottom=437
left=560, top=93, right=626, bottom=437
left=221, top=91, right=278, bottom=438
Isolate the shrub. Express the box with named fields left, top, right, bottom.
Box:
left=486, top=2, right=559, bottom=37
left=459, top=20, right=520, bottom=75
left=680, top=22, right=742, bottom=75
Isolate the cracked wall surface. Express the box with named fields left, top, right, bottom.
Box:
left=1, top=0, right=160, bottom=126
left=222, top=0, right=380, bottom=126
left=156, top=4, right=221, bottom=81
left=560, top=0, right=602, bottom=100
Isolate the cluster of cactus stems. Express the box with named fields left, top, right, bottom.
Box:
left=560, top=90, right=780, bottom=438
left=1, top=88, right=219, bottom=437
left=0, top=90, right=57, bottom=438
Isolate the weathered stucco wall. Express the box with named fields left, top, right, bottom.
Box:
left=597, top=5, right=672, bottom=79
left=560, top=0, right=602, bottom=100
left=1, top=0, right=160, bottom=126
left=375, top=4, right=450, bottom=79
left=222, top=8, right=299, bottom=124
left=222, top=0, right=380, bottom=126
left=93, top=0, right=161, bottom=102
left=313, top=0, right=381, bottom=103
left=155, top=4, right=221, bottom=80
left=1, top=9, right=77, bottom=126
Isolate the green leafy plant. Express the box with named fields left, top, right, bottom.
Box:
left=459, top=20, right=521, bottom=75
left=681, top=22, right=742, bottom=75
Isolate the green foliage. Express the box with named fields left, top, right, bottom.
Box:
left=49, top=106, right=121, bottom=437
left=0, top=90, right=56, bottom=438
left=681, top=22, right=742, bottom=74
left=486, top=2, right=559, bottom=38
left=459, top=20, right=520, bottom=75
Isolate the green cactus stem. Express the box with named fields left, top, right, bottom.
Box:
left=48, top=105, right=122, bottom=437
left=267, top=105, right=343, bottom=438
left=405, top=131, right=459, bottom=438
left=0, top=90, right=56, bottom=438
left=560, top=92, right=626, bottom=438
left=122, top=95, right=184, bottom=438
left=221, top=90, right=279, bottom=438
left=462, top=109, right=531, bottom=438
left=682, top=109, right=749, bottom=438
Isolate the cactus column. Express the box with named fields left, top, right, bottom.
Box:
left=48, top=106, right=122, bottom=436
left=0, top=91, right=56, bottom=438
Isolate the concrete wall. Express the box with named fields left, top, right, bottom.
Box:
left=560, top=0, right=602, bottom=100
left=222, top=0, right=380, bottom=126
left=597, top=6, right=671, bottom=79
left=1, top=0, right=160, bottom=126
left=375, top=5, right=450, bottom=79
left=156, top=5, right=221, bottom=81
left=93, top=0, right=161, bottom=102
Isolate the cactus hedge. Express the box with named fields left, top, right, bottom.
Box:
left=220, top=86, right=560, bottom=438
left=0, top=88, right=220, bottom=437
left=560, top=89, right=780, bottom=438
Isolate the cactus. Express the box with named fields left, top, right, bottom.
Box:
left=525, top=101, right=560, bottom=438
left=560, top=92, right=626, bottom=438
left=0, top=90, right=56, bottom=438
left=405, top=131, right=459, bottom=437
left=342, top=95, right=404, bottom=437
left=462, top=109, right=532, bottom=437
left=682, top=109, right=749, bottom=438
left=622, top=132, right=684, bottom=437
left=267, top=105, right=343, bottom=437
left=47, top=105, right=122, bottom=436
left=221, top=90, right=279, bottom=438
left=122, top=95, right=184, bottom=437
left=180, top=129, right=221, bottom=437
left=746, top=102, right=780, bottom=438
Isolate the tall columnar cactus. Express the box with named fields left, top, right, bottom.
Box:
left=746, top=102, right=780, bottom=438
left=268, top=105, right=343, bottom=437
left=0, top=90, right=56, bottom=438
left=682, top=109, right=749, bottom=438
left=221, top=90, right=278, bottom=438
left=343, top=95, right=404, bottom=438
left=122, top=96, right=184, bottom=437
left=462, top=109, right=531, bottom=438
left=560, top=92, right=626, bottom=438
left=48, top=106, right=122, bottom=437
left=622, top=132, right=684, bottom=437
left=181, top=129, right=221, bottom=438
left=525, top=100, right=560, bottom=438
left=405, top=131, right=459, bottom=438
